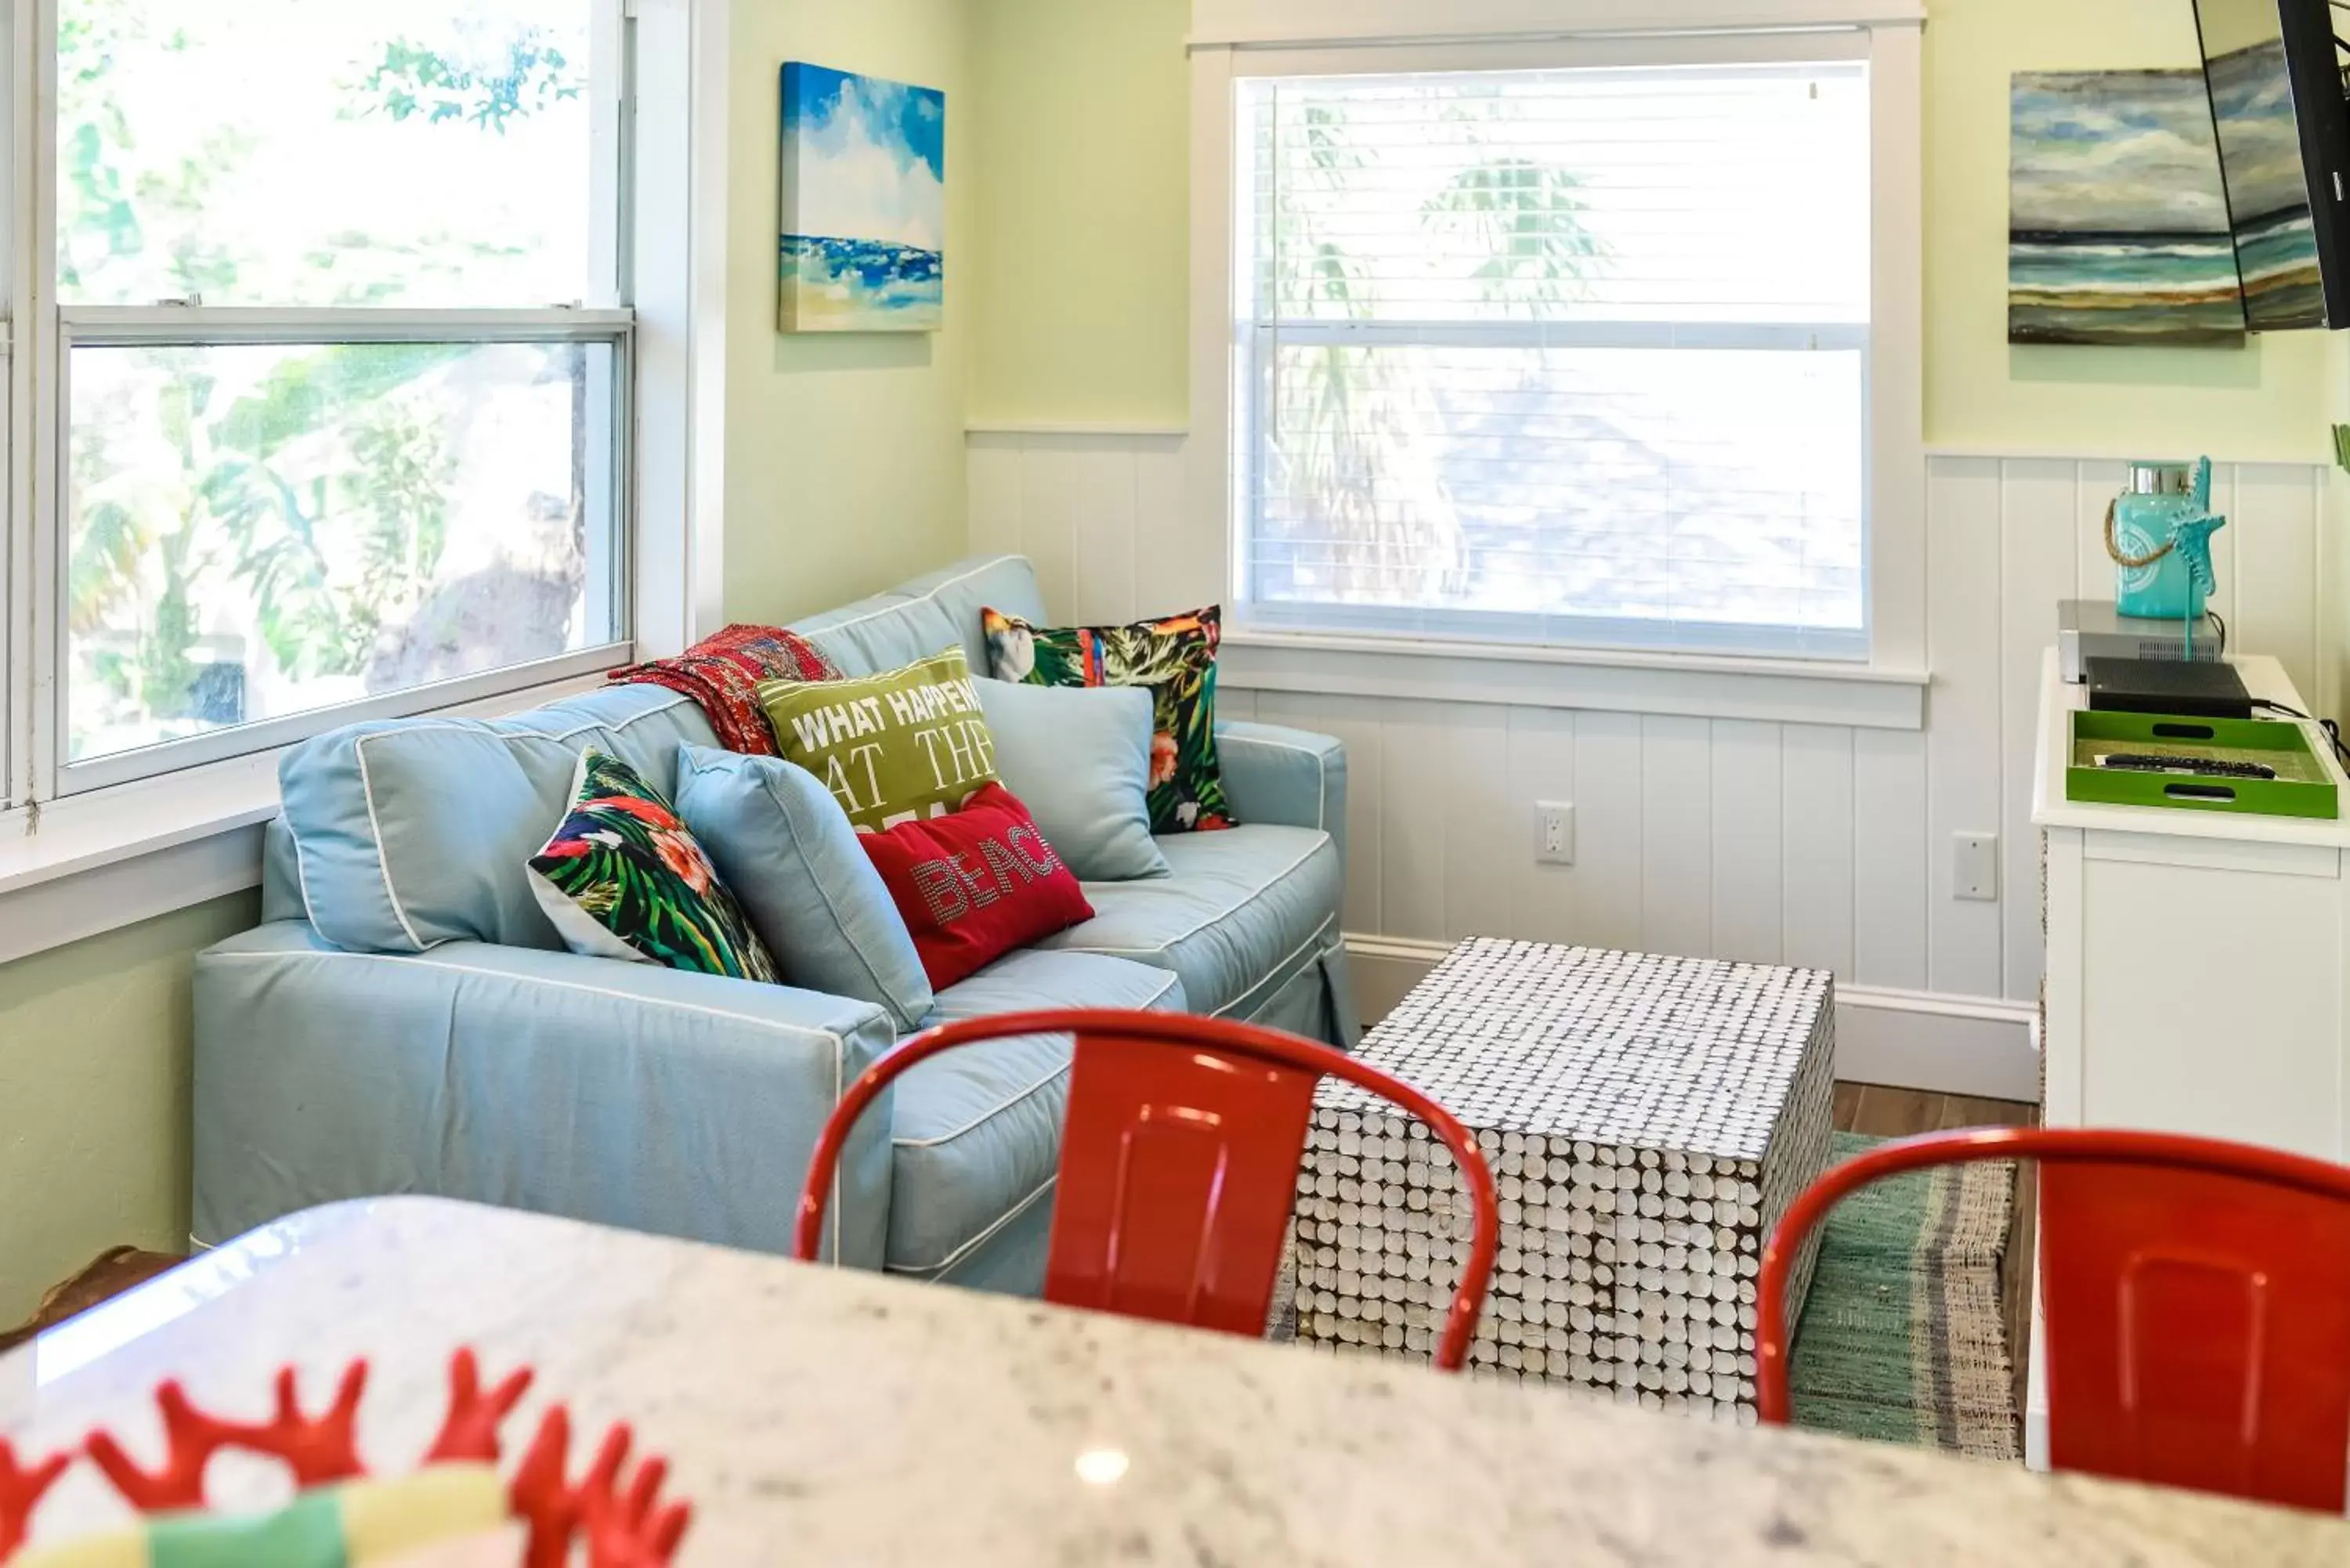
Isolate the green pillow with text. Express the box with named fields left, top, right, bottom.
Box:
left=755, top=647, right=1000, bottom=833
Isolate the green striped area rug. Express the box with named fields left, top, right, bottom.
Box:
left=1266, top=1132, right=2019, bottom=1460
left=1788, top=1132, right=2019, bottom=1460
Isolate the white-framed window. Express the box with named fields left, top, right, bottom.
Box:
left=0, top=0, right=685, bottom=807
left=1192, top=16, right=1924, bottom=672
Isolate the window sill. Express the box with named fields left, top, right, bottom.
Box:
left=0, top=669, right=613, bottom=968
left=1218, top=627, right=1927, bottom=730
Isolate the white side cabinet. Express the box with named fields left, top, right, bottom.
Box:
left=2026, top=650, right=2350, bottom=1469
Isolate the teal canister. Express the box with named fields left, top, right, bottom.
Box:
left=2106, top=458, right=2218, bottom=620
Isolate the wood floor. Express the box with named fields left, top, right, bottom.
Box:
left=1831, top=1082, right=2040, bottom=1422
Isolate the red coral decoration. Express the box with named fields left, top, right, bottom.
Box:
left=425, top=1349, right=535, bottom=1466
left=85, top=1360, right=369, bottom=1510
left=510, top=1406, right=692, bottom=1568
left=248, top=1362, right=371, bottom=1487
left=12, top=1349, right=693, bottom=1567
left=585, top=1445, right=693, bottom=1568
left=85, top=1378, right=247, bottom=1512
left=0, top=1442, right=69, bottom=1562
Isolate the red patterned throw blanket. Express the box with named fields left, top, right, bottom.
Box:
left=609, top=625, right=843, bottom=755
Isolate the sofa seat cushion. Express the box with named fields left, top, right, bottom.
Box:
left=886, top=948, right=1184, bottom=1277
left=1033, top=825, right=1340, bottom=1021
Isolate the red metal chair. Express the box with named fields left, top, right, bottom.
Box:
left=1757, top=1125, right=2350, bottom=1512
left=794, top=1009, right=1500, bottom=1370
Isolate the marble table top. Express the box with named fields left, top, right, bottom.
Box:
left=2, top=1197, right=2342, bottom=1566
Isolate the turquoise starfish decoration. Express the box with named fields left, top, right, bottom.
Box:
left=2167, top=457, right=2227, bottom=647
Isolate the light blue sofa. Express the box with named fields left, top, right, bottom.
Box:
left=190, top=555, right=1354, bottom=1293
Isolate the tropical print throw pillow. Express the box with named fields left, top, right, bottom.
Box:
left=982, top=605, right=1232, bottom=833
left=526, top=749, right=779, bottom=982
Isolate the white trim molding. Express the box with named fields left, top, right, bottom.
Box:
left=633, top=0, right=732, bottom=655
left=1189, top=0, right=1925, bottom=49
left=1345, top=934, right=2041, bottom=1102
left=0, top=818, right=267, bottom=966
left=966, top=421, right=1189, bottom=439
left=1224, top=629, right=1926, bottom=729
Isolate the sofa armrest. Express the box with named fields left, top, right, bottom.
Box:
left=193, top=922, right=898, bottom=1268
left=1217, top=721, right=1347, bottom=848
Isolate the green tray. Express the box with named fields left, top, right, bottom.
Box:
left=2066, top=710, right=2338, bottom=819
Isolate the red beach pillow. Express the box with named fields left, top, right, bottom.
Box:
left=857, top=782, right=1094, bottom=991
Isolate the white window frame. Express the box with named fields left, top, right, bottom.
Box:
left=0, top=0, right=725, bottom=811
left=1184, top=2, right=1927, bottom=710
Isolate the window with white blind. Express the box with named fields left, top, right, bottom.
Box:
left=1230, top=58, right=1873, bottom=659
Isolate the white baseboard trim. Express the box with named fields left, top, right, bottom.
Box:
left=1343, top=934, right=2041, bottom=1103
left=1834, top=985, right=2041, bottom=1101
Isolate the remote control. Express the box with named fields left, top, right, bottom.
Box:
left=2094, top=752, right=2276, bottom=780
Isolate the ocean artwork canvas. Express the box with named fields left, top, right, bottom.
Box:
left=2204, top=38, right=2325, bottom=331
left=779, top=63, right=944, bottom=333
left=2008, top=70, right=2247, bottom=346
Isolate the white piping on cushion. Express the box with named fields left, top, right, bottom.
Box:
left=287, top=817, right=319, bottom=926
left=886, top=1172, right=1058, bottom=1278
left=204, top=945, right=871, bottom=1048
left=544, top=689, right=695, bottom=744
left=804, top=555, right=1028, bottom=638
left=352, top=735, right=428, bottom=953
left=1211, top=913, right=1338, bottom=1019
left=1054, top=833, right=1333, bottom=956
left=894, top=1060, right=1069, bottom=1151
left=696, top=748, right=925, bottom=1028
left=341, top=707, right=696, bottom=956
left=212, top=941, right=867, bottom=1271
left=832, top=1014, right=845, bottom=1267
left=1217, top=731, right=1336, bottom=833
left=891, top=972, right=1181, bottom=1150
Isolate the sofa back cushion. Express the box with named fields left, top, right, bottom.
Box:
left=280, top=684, right=717, bottom=954
left=791, top=555, right=1047, bottom=677
left=677, top=744, right=935, bottom=1030
left=277, top=555, right=1045, bottom=955
left=975, top=677, right=1168, bottom=882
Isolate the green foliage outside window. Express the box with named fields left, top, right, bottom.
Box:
left=1262, top=86, right=1607, bottom=606
left=60, top=3, right=587, bottom=750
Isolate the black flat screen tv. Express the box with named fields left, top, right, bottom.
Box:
left=2194, top=0, right=2350, bottom=330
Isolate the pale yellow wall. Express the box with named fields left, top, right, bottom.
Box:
left=968, top=0, right=1191, bottom=427
left=1925, top=0, right=2329, bottom=461
left=966, top=0, right=2335, bottom=463
left=724, top=0, right=975, bottom=624
left=0, top=894, right=258, bottom=1325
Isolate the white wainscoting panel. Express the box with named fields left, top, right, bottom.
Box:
left=969, top=432, right=2331, bottom=1023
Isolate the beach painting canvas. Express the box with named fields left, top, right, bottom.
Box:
left=2204, top=38, right=2324, bottom=331
left=779, top=63, right=944, bottom=333
left=2008, top=70, right=2246, bottom=346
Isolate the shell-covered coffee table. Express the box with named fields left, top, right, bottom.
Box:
left=1292, top=938, right=1835, bottom=1422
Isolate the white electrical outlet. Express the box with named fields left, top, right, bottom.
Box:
left=1954, top=832, right=1998, bottom=901
left=1535, top=800, right=1575, bottom=865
